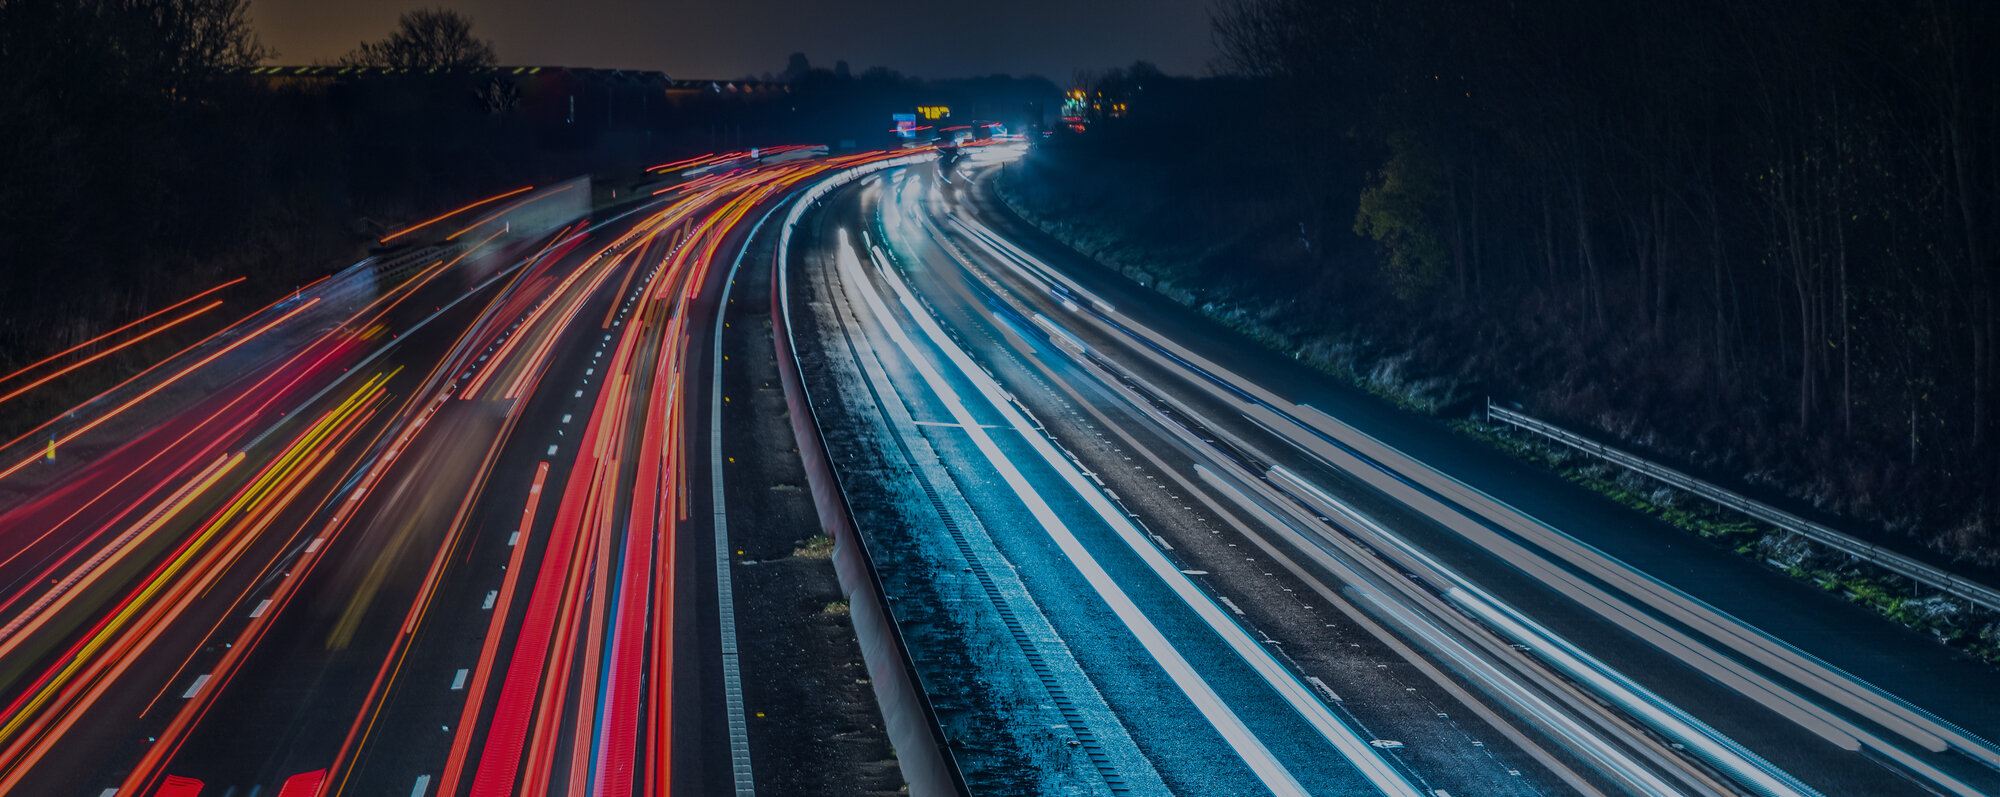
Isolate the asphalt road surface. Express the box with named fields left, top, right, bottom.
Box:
left=779, top=148, right=2000, bottom=797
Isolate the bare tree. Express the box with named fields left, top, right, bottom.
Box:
left=342, top=7, right=496, bottom=69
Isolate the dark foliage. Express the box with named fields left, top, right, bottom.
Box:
left=1042, top=0, right=2000, bottom=559
left=341, top=7, right=496, bottom=70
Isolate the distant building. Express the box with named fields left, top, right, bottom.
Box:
left=222, top=66, right=793, bottom=150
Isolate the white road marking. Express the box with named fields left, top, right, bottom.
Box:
left=250, top=599, right=272, bottom=618
left=839, top=230, right=1343, bottom=797
left=411, top=774, right=431, bottom=797
left=483, top=590, right=498, bottom=609
left=451, top=669, right=468, bottom=690
left=182, top=674, right=210, bottom=699
left=547, top=445, right=558, bottom=456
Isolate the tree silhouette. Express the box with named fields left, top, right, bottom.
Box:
left=343, top=7, right=496, bottom=69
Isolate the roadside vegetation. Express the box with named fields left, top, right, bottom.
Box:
left=997, top=0, right=2000, bottom=663
left=1000, top=150, right=2000, bottom=665
left=1000, top=0, right=2000, bottom=582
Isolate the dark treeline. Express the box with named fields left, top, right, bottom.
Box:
left=0, top=0, right=613, bottom=376
left=1027, top=1, right=1999, bottom=559
left=1223, top=0, right=2000, bottom=557
left=0, top=4, right=1056, bottom=444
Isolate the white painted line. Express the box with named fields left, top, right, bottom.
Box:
left=100, top=789, right=117, bottom=797
left=838, top=231, right=1327, bottom=796
left=561, top=414, right=572, bottom=423
left=507, top=531, right=520, bottom=547
left=1219, top=596, right=1245, bottom=616
left=483, top=590, right=498, bottom=609
left=451, top=669, right=469, bottom=690
left=585, top=368, right=595, bottom=376
left=547, top=445, right=558, bottom=456
left=411, top=773, right=431, bottom=797
left=574, top=390, right=584, bottom=398
left=306, top=537, right=324, bottom=554
left=183, top=674, right=211, bottom=699
left=711, top=195, right=788, bottom=797
left=250, top=599, right=273, bottom=618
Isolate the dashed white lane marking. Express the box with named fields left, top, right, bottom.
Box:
left=306, top=537, right=323, bottom=554
left=250, top=599, right=272, bottom=618
left=182, top=674, right=211, bottom=699
left=100, top=789, right=118, bottom=797
left=483, top=590, right=498, bottom=609
left=561, top=414, right=572, bottom=423
left=585, top=368, right=594, bottom=376
left=1219, top=596, right=1246, bottom=616
left=451, top=669, right=468, bottom=690
left=507, top=531, right=520, bottom=547
left=574, top=390, right=583, bottom=398
left=411, top=774, right=432, bottom=797
left=547, top=445, right=558, bottom=456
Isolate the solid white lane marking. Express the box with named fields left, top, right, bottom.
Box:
left=250, top=599, right=273, bottom=618
left=183, top=674, right=211, bottom=699
left=836, top=231, right=1321, bottom=796
left=451, top=669, right=468, bottom=690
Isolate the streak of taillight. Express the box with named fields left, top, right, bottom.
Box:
left=379, top=185, right=533, bottom=244
left=0, top=298, right=318, bottom=483
left=446, top=184, right=577, bottom=242
left=0, top=278, right=242, bottom=390
left=0, top=301, right=223, bottom=407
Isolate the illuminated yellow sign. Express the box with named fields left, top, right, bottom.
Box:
left=918, top=105, right=950, bottom=120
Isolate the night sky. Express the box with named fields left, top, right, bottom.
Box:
left=251, top=0, right=1216, bottom=81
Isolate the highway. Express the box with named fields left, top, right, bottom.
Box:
left=3, top=142, right=1991, bottom=797
left=777, top=148, right=2000, bottom=796
left=0, top=152, right=900, bottom=796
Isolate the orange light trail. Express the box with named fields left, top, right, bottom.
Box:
left=379, top=185, right=533, bottom=243
left=447, top=184, right=578, bottom=242
left=0, top=278, right=242, bottom=390
left=0, top=298, right=320, bottom=483
left=0, top=300, right=222, bottom=407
